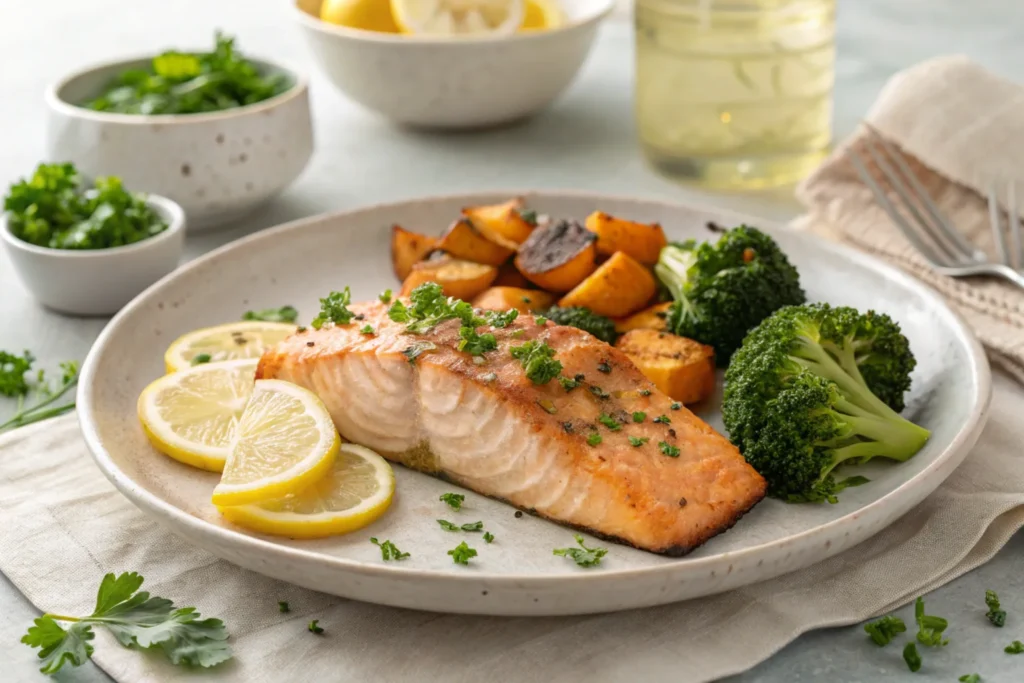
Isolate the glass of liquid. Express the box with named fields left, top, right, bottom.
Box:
left=635, top=0, right=836, bottom=190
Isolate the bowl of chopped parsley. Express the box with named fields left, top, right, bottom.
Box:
left=1, top=162, right=185, bottom=316
left=44, top=32, right=312, bottom=231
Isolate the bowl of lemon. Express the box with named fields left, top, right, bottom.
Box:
left=292, top=0, right=616, bottom=128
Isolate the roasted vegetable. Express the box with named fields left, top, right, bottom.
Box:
left=585, top=211, right=667, bottom=265
left=558, top=251, right=657, bottom=318
left=543, top=306, right=618, bottom=344
left=614, top=302, right=672, bottom=334
left=437, top=217, right=517, bottom=266
left=462, top=198, right=535, bottom=245
left=616, top=330, right=715, bottom=404
left=473, top=287, right=556, bottom=313
left=722, top=303, right=929, bottom=503
left=655, top=225, right=805, bottom=366
left=400, top=256, right=497, bottom=301
left=515, top=220, right=598, bottom=293
left=493, top=260, right=531, bottom=288
left=391, top=225, right=439, bottom=281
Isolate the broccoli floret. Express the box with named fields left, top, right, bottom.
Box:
left=544, top=307, right=618, bottom=344
left=656, top=225, right=805, bottom=365
left=723, top=303, right=930, bottom=503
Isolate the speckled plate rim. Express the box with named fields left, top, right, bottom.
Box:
left=77, top=190, right=992, bottom=613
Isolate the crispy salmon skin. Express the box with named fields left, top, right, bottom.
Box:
left=257, top=301, right=765, bottom=555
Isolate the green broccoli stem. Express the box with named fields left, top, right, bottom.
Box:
left=654, top=247, right=696, bottom=302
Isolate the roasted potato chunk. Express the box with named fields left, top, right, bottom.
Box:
left=615, top=302, right=672, bottom=334
left=436, top=217, right=517, bottom=266
left=462, top=198, right=535, bottom=245
left=493, top=260, right=531, bottom=288
left=391, top=225, right=439, bottom=281
left=585, top=211, right=668, bottom=265
left=400, top=257, right=497, bottom=300
left=472, top=287, right=556, bottom=313
left=515, top=220, right=598, bottom=293
left=558, top=251, right=657, bottom=317
left=616, top=329, right=716, bottom=405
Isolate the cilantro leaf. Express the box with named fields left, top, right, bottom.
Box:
left=311, top=288, right=355, bottom=329
left=510, top=341, right=562, bottom=385
left=0, top=349, right=34, bottom=397
left=242, top=305, right=298, bottom=323
left=22, top=618, right=95, bottom=675
left=863, top=615, right=906, bottom=646
left=553, top=534, right=608, bottom=568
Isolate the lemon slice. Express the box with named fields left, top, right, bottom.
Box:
left=217, top=444, right=395, bottom=539
left=521, top=0, right=563, bottom=31
left=391, top=0, right=525, bottom=36
left=138, top=359, right=258, bottom=472
left=320, top=0, right=401, bottom=32
left=163, top=321, right=297, bottom=374
left=211, top=379, right=340, bottom=507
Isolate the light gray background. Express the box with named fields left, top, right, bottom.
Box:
left=1, top=1, right=1022, bottom=681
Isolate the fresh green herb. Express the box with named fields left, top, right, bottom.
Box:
left=597, top=361, right=612, bottom=374
left=0, top=350, right=33, bottom=397
left=388, top=282, right=482, bottom=334
left=437, top=520, right=459, bottom=531
left=586, top=432, right=603, bottom=447
left=4, top=163, right=167, bottom=250
left=86, top=32, right=289, bottom=115
left=542, top=307, right=618, bottom=344
left=553, top=534, right=608, bottom=568
left=535, top=315, right=548, bottom=326
left=653, top=415, right=671, bottom=425
left=485, top=309, right=519, bottom=328
left=589, top=385, right=610, bottom=399
left=985, top=590, right=1006, bottom=627
left=370, top=537, right=410, bottom=561
left=632, top=411, right=646, bottom=423
left=597, top=414, right=622, bottom=431
left=308, top=620, right=324, bottom=635
left=192, top=353, right=212, bottom=365
left=448, top=542, right=478, bottom=565
left=242, top=306, right=297, bottom=323
left=670, top=401, right=682, bottom=410
left=483, top=531, right=495, bottom=543
left=959, top=675, right=981, bottom=683
left=1005, top=640, right=1024, bottom=654
left=360, top=325, right=375, bottom=335
left=458, top=326, right=497, bottom=356
left=378, top=289, right=393, bottom=304
left=628, top=436, right=650, bottom=447
left=902, top=642, right=922, bottom=672
left=20, top=572, right=231, bottom=675
left=519, top=209, right=538, bottom=226
left=278, top=601, right=289, bottom=613
left=914, top=596, right=949, bottom=647
left=311, top=288, right=355, bottom=329
left=639, top=389, right=652, bottom=397
left=440, top=493, right=465, bottom=510
left=460, top=521, right=484, bottom=532
left=659, top=441, right=680, bottom=457
left=510, top=341, right=562, bottom=385
left=558, top=376, right=581, bottom=391
left=863, top=616, right=906, bottom=646
left=402, top=341, right=436, bottom=365
left=1, top=360, right=79, bottom=434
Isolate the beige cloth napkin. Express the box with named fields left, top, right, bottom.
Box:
left=796, top=55, right=1024, bottom=384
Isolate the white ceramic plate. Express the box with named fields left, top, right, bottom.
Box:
left=78, top=192, right=991, bottom=616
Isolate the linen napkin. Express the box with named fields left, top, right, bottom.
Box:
left=796, top=55, right=1024, bottom=384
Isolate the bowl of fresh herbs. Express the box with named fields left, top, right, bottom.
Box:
left=1, top=162, right=185, bottom=316
left=44, top=32, right=312, bottom=232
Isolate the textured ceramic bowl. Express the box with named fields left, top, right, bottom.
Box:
left=1, top=195, right=185, bottom=316
left=292, top=0, right=616, bottom=128
left=45, top=57, right=313, bottom=232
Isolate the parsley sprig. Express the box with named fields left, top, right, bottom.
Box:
left=1, top=356, right=79, bottom=434
left=863, top=615, right=906, bottom=646
left=242, top=305, right=298, bottom=323
left=311, top=287, right=355, bottom=329
left=510, top=341, right=562, bottom=385
left=370, top=537, right=409, bottom=561
left=448, top=542, right=478, bottom=565
left=553, top=534, right=608, bottom=568
left=439, top=492, right=465, bottom=510
left=914, top=596, right=949, bottom=647
left=985, top=590, right=1006, bottom=627
left=21, top=572, right=231, bottom=675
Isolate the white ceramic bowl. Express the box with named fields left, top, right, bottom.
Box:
left=1, top=195, right=185, bottom=316
left=292, top=0, right=616, bottom=128
left=44, top=57, right=314, bottom=231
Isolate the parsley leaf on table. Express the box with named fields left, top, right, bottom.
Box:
left=985, top=589, right=1006, bottom=627
left=553, top=534, right=608, bottom=568
left=448, top=542, right=478, bottom=565
left=0, top=350, right=34, bottom=397
left=959, top=675, right=981, bottom=683
left=242, top=305, right=298, bottom=323
left=903, top=642, right=922, bottom=672
left=1, top=357, right=79, bottom=434
left=1005, top=640, right=1024, bottom=654
left=863, top=615, right=906, bottom=646
left=914, top=596, right=949, bottom=647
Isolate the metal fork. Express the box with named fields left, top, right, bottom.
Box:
left=849, top=125, right=1024, bottom=290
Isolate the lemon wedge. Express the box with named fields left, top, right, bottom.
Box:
left=391, top=0, right=525, bottom=36
left=521, top=0, right=563, bottom=31
left=320, top=0, right=401, bottom=32
left=210, top=379, right=340, bottom=507
left=163, top=321, right=296, bottom=374
left=138, top=359, right=258, bottom=472
left=217, top=443, right=395, bottom=538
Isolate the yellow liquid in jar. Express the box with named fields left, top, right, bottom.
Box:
left=635, top=0, right=836, bottom=189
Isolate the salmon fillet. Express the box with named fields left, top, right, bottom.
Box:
left=257, top=302, right=766, bottom=555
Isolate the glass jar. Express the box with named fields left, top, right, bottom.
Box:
left=635, top=0, right=836, bottom=190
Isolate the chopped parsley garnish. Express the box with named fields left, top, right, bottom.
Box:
left=448, top=542, right=478, bottom=565
left=278, top=601, right=290, bottom=613
left=378, top=289, right=392, bottom=304
left=483, top=531, right=495, bottom=543
left=597, top=361, right=611, bottom=374
left=308, top=620, right=324, bottom=635
left=460, top=521, right=484, bottom=532
left=985, top=590, right=1006, bottom=627
left=639, top=389, right=652, bottom=396
left=458, top=326, right=497, bottom=356
left=0, top=350, right=34, bottom=397
left=485, top=309, right=519, bottom=328
left=191, top=353, right=212, bottom=365
left=535, top=315, right=548, bottom=326
left=670, top=401, right=682, bottom=410
left=589, top=385, right=610, bottom=399
left=402, top=341, right=436, bottom=364
left=863, top=615, right=906, bottom=646
left=586, top=432, right=602, bottom=447
left=628, top=436, right=649, bottom=447
left=370, top=537, right=410, bottom=561
left=914, top=596, right=949, bottom=647
left=20, top=571, right=231, bottom=675
left=659, top=441, right=680, bottom=457
left=1005, top=640, right=1024, bottom=654
left=558, top=376, right=581, bottom=391
left=553, top=534, right=608, bottom=568
left=959, top=675, right=981, bottom=683
left=312, top=287, right=355, bottom=329
left=519, top=209, right=538, bottom=226
left=388, top=282, right=481, bottom=334
left=653, top=415, right=671, bottom=425
left=903, top=642, right=921, bottom=672
left=360, top=325, right=375, bottom=335
left=437, top=519, right=459, bottom=531
left=597, top=414, right=622, bottom=431
left=440, top=493, right=465, bottom=510
left=522, top=296, right=531, bottom=304
left=510, top=341, right=562, bottom=385
left=242, top=306, right=297, bottom=323
left=632, top=411, right=646, bottom=423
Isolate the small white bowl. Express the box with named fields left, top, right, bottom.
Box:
left=292, top=0, right=615, bottom=128
left=1, top=195, right=185, bottom=316
left=45, top=57, right=313, bottom=232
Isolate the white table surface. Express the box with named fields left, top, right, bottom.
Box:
left=2, top=1, right=1022, bottom=681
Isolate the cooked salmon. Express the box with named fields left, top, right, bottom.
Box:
left=257, top=302, right=766, bottom=555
